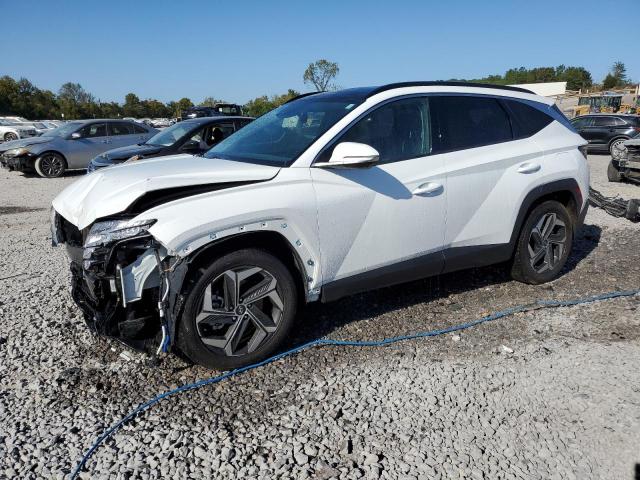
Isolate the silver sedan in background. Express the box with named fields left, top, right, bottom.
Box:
left=0, top=119, right=157, bottom=177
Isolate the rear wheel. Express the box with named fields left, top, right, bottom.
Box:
left=607, top=161, right=623, bottom=182
left=510, top=201, right=573, bottom=285
left=34, top=153, right=66, bottom=178
left=3, top=132, right=18, bottom=142
left=177, top=249, right=298, bottom=370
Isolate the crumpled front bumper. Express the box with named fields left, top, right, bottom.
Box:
left=54, top=212, right=167, bottom=351
left=1, top=154, right=34, bottom=171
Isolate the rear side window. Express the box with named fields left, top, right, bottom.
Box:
left=503, top=100, right=554, bottom=139
left=592, top=116, right=615, bottom=127
left=431, top=96, right=511, bottom=153
left=133, top=124, right=148, bottom=134
left=109, top=122, right=134, bottom=135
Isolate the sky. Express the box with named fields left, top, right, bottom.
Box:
left=3, top=0, right=639, bottom=105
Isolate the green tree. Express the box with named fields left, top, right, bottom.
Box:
left=303, top=59, right=340, bottom=91
left=243, top=89, right=300, bottom=117
left=200, top=97, right=225, bottom=107
left=558, top=66, right=592, bottom=91
left=612, top=61, right=627, bottom=85
left=602, top=73, right=618, bottom=90
left=58, top=82, right=94, bottom=119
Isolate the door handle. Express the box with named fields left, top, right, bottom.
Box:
left=517, top=162, right=541, bottom=174
left=412, top=182, right=443, bottom=196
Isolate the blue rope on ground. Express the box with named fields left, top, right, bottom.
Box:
left=70, top=288, right=639, bottom=479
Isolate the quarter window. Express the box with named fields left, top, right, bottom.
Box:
left=503, top=100, right=554, bottom=139
left=431, top=96, right=512, bottom=153
left=133, top=123, right=148, bottom=134
left=327, top=97, right=432, bottom=164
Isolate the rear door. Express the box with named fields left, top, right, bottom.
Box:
left=430, top=95, right=543, bottom=269
left=583, top=116, right=615, bottom=147
left=107, top=122, right=139, bottom=149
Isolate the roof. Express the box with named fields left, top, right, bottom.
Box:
left=288, top=81, right=536, bottom=104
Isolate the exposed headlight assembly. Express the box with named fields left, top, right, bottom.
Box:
left=84, top=218, right=157, bottom=248
left=3, top=147, right=30, bottom=157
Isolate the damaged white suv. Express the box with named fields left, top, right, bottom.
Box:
left=51, top=82, right=589, bottom=369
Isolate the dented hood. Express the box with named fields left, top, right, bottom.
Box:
left=52, top=154, right=280, bottom=229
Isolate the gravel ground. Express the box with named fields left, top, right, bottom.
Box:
left=1, top=156, right=639, bottom=479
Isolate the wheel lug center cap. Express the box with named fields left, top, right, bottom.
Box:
left=235, top=305, right=246, bottom=315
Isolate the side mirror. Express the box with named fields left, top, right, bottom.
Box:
left=314, top=142, right=379, bottom=169
left=71, top=132, right=82, bottom=139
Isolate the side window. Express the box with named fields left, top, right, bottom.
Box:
left=325, top=97, right=431, bottom=164
left=503, top=100, right=554, bottom=139
left=77, top=123, right=107, bottom=138
left=593, top=116, right=615, bottom=127
left=200, top=123, right=235, bottom=148
left=109, top=122, right=135, bottom=136
left=431, top=96, right=512, bottom=153
left=133, top=123, right=148, bottom=134
left=571, top=117, right=589, bottom=129
left=612, top=117, right=627, bottom=126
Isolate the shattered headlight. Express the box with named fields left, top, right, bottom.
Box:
left=3, top=147, right=30, bottom=157
left=84, top=218, right=157, bottom=248
left=50, top=207, right=60, bottom=246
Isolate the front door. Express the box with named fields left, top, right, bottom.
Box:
left=66, top=122, right=108, bottom=168
left=311, top=96, right=446, bottom=299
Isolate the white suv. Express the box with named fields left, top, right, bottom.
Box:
left=51, top=82, right=589, bottom=369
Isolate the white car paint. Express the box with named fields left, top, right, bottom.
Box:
left=52, top=84, right=589, bottom=303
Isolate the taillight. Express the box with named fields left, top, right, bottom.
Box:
left=578, top=145, right=588, bottom=159
left=634, top=127, right=640, bottom=133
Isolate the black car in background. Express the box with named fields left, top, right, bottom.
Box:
left=179, top=104, right=243, bottom=121
left=87, top=116, right=253, bottom=172
left=571, top=114, right=640, bottom=157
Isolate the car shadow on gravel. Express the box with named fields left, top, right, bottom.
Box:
left=290, top=223, right=602, bottom=346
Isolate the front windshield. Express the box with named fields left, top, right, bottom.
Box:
left=41, top=121, right=83, bottom=137
left=205, top=95, right=363, bottom=166
left=146, top=122, right=194, bottom=146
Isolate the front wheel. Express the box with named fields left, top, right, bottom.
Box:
left=4, top=132, right=18, bottom=142
left=34, top=153, right=66, bottom=178
left=177, top=249, right=298, bottom=370
left=609, top=138, right=628, bottom=159
left=510, top=201, right=574, bottom=285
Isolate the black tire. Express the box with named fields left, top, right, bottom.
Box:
left=4, top=132, right=18, bottom=142
left=510, top=200, right=574, bottom=285
left=34, top=152, right=67, bottom=178
left=177, top=248, right=298, bottom=370
left=607, top=161, right=623, bottom=182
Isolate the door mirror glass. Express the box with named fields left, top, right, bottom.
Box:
left=70, top=132, right=82, bottom=139
left=315, top=142, right=379, bottom=168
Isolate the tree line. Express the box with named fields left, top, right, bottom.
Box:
left=0, top=60, right=633, bottom=120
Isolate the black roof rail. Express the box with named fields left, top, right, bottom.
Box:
left=284, top=91, right=323, bottom=104
left=367, top=81, right=534, bottom=97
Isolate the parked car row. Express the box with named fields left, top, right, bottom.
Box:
left=0, top=120, right=157, bottom=177
left=0, top=115, right=255, bottom=177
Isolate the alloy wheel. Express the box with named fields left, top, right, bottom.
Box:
left=40, top=154, right=65, bottom=177
left=610, top=139, right=627, bottom=159
left=527, top=213, right=567, bottom=274
left=4, top=133, right=18, bottom=142
left=195, top=266, right=284, bottom=357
